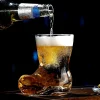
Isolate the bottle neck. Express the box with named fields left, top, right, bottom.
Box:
left=17, top=3, right=54, bottom=20
left=0, top=2, right=54, bottom=20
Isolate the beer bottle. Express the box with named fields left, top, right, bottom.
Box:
left=0, top=0, right=53, bottom=30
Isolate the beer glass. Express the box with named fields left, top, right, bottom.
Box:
left=18, top=34, right=74, bottom=96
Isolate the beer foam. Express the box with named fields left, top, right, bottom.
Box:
left=35, top=34, right=74, bottom=46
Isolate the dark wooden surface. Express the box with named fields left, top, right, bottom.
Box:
left=0, top=87, right=100, bottom=100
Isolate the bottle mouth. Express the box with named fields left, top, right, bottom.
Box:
left=47, top=4, right=54, bottom=12
left=46, top=4, right=54, bottom=17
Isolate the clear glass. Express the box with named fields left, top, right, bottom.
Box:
left=18, top=34, right=74, bottom=96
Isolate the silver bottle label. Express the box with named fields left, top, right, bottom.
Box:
left=18, top=3, right=42, bottom=19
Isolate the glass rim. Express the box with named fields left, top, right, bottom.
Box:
left=35, top=34, right=74, bottom=36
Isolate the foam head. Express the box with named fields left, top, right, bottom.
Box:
left=35, top=34, right=74, bottom=46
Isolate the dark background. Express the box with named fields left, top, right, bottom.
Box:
left=0, top=0, right=100, bottom=91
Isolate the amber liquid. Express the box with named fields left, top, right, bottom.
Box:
left=18, top=46, right=72, bottom=96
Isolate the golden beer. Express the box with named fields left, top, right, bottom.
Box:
left=18, top=34, right=74, bottom=96
left=37, top=46, right=72, bottom=66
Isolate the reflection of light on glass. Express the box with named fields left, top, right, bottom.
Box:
left=32, top=51, right=38, bottom=62
left=80, top=16, right=84, bottom=26
left=9, top=3, right=13, bottom=6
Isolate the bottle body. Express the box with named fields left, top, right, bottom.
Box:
left=0, top=2, right=20, bottom=29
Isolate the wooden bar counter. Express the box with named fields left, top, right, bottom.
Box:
left=0, top=87, right=100, bottom=100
